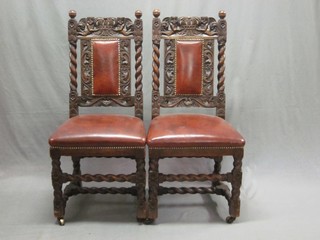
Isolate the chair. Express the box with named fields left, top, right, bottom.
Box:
left=147, top=10, right=245, bottom=223
left=49, top=10, right=146, bottom=225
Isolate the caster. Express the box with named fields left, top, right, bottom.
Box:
left=58, top=218, right=65, bottom=226
left=137, top=218, right=146, bottom=223
left=226, top=216, right=236, bottom=224
left=144, top=218, right=154, bottom=225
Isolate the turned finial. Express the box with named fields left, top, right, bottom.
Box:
left=135, top=10, right=142, bottom=19
left=69, top=10, right=77, bottom=19
left=219, top=10, right=226, bottom=19
left=153, top=9, right=160, bottom=18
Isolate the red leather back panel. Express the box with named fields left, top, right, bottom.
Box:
left=92, top=40, right=120, bottom=95
left=176, top=40, right=203, bottom=95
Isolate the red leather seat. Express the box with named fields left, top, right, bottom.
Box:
left=147, top=114, right=245, bottom=148
left=49, top=114, right=146, bottom=148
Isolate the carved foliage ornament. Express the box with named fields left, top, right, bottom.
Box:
left=161, top=17, right=218, bottom=37
left=79, top=38, right=132, bottom=106
left=77, top=17, right=134, bottom=37
left=151, top=15, right=227, bottom=110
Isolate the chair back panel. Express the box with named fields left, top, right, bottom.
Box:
left=172, top=39, right=203, bottom=95
left=91, top=39, right=120, bottom=96
left=81, top=38, right=130, bottom=98
left=68, top=13, right=143, bottom=119
left=152, top=11, right=226, bottom=119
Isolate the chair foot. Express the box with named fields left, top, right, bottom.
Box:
left=137, top=217, right=144, bottom=222
left=226, top=216, right=236, bottom=224
left=57, top=218, right=65, bottom=226
left=144, top=218, right=155, bottom=225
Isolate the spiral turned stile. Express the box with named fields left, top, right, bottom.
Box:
left=217, top=46, right=226, bottom=93
left=152, top=45, right=160, bottom=92
left=134, top=11, right=143, bottom=119
left=134, top=39, right=143, bottom=92
left=152, top=10, right=160, bottom=93
left=217, top=11, right=226, bottom=94
left=151, top=9, right=161, bottom=119
left=216, top=11, right=227, bottom=119
left=134, top=10, right=143, bottom=92
left=68, top=10, right=79, bottom=118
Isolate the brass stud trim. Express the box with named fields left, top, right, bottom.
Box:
left=50, top=146, right=145, bottom=150
left=149, top=146, right=243, bottom=150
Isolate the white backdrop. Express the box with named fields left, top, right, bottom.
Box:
left=1, top=0, right=320, bottom=239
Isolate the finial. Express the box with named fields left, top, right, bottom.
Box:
left=219, top=10, right=226, bottom=19
left=153, top=9, right=160, bottom=18
left=69, top=10, right=77, bottom=19
left=135, top=10, right=142, bottom=19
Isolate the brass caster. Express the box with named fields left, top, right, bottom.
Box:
left=226, top=216, right=236, bottom=224
left=58, top=218, right=65, bottom=226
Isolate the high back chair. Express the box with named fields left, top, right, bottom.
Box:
left=147, top=9, right=245, bottom=223
left=49, top=10, right=146, bottom=225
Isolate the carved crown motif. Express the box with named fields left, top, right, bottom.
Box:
left=77, top=17, right=134, bottom=37
left=161, top=17, right=218, bottom=36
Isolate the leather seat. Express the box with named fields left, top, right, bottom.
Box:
left=49, top=114, right=146, bottom=148
left=147, top=114, right=245, bottom=148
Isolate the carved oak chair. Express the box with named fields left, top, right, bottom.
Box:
left=147, top=10, right=245, bottom=223
left=49, top=10, right=146, bottom=225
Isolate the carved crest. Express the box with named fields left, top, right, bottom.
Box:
left=161, top=17, right=218, bottom=36
left=77, top=17, right=134, bottom=37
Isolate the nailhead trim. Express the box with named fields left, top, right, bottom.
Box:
left=50, top=146, right=145, bottom=150
left=149, top=146, right=243, bottom=150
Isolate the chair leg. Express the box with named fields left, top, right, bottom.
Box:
left=212, top=156, right=223, bottom=187
left=147, top=157, right=159, bottom=223
left=51, top=151, right=65, bottom=226
left=227, top=151, right=243, bottom=223
left=71, top=157, right=82, bottom=187
left=136, top=157, right=147, bottom=221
